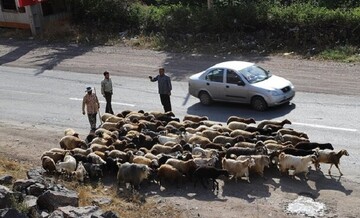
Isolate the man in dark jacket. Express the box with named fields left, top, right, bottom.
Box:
left=149, top=68, right=172, bottom=112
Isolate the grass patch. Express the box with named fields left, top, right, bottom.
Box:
left=318, top=46, right=360, bottom=62
left=0, top=154, right=29, bottom=179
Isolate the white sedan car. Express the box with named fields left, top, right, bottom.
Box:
left=188, top=61, right=295, bottom=111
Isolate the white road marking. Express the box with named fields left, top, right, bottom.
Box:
left=69, top=98, right=135, bottom=107
left=292, top=122, right=357, bottom=132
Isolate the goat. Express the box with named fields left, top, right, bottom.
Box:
left=314, top=149, right=349, bottom=176
left=222, top=157, right=255, bottom=183
left=193, top=166, right=229, bottom=191
left=226, top=116, right=256, bottom=125
left=258, top=119, right=291, bottom=129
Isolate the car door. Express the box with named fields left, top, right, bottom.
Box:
left=203, top=68, right=225, bottom=100
left=224, top=69, right=249, bottom=103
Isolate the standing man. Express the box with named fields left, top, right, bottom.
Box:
left=101, top=71, right=114, bottom=114
left=82, top=87, right=100, bottom=132
left=149, top=67, right=172, bottom=112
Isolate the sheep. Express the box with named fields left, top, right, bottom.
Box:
left=200, top=120, right=222, bottom=127
left=165, top=158, right=197, bottom=179
left=234, top=141, right=256, bottom=148
left=222, top=157, right=255, bottom=183
left=83, top=162, right=103, bottom=180
left=129, top=153, right=159, bottom=169
left=105, top=116, right=124, bottom=123
left=183, top=114, right=208, bottom=123
left=117, top=162, right=151, bottom=190
left=257, top=119, right=292, bottom=129
left=192, top=147, right=218, bottom=158
left=204, top=142, right=226, bottom=151
left=64, top=128, right=79, bottom=138
left=193, top=156, right=218, bottom=167
left=41, top=156, right=57, bottom=173
left=277, top=152, right=317, bottom=179
left=89, top=136, right=114, bottom=146
left=157, top=164, right=185, bottom=187
left=265, top=142, right=293, bottom=151
left=158, top=134, right=183, bottom=145
left=295, top=142, right=334, bottom=151
left=226, top=146, right=267, bottom=158
left=72, top=161, right=88, bottom=182
left=100, top=121, right=123, bottom=131
left=277, top=128, right=309, bottom=139
left=150, top=144, right=183, bottom=155
left=314, top=149, right=349, bottom=176
left=193, top=166, right=229, bottom=191
left=226, top=116, right=256, bottom=125
left=245, top=126, right=274, bottom=136
left=59, top=135, right=87, bottom=150
left=105, top=150, right=130, bottom=162
left=55, top=153, right=77, bottom=176
left=41, top=151, right=65, bottom=163
left=200, top=129, right=226, bottom=141
left=210, top=125, right=233, bottom=133
left=90, top=144, right=115, bottom=153
left=236, top=155, right=270, bottom=177
left=227, top=121, right=249, bottom=130
left=70, top=148, right=92, bottom=156
left=276, top=134, right=309, bottom=145
left=101, top=112, right=118, bottom=123
left=188, top=135, right=212, bottom=148
left=87, top=152, right=107, bottom=165
left=213, top=135, right=244, bottom=146
left=230, top=129, right=258, bottom=139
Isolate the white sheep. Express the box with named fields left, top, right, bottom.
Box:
left=55, top=153, right=77, bottom=176
left=87, top=152, right=107, bottom=165
left=227, top=121, right=249, bottom=130
left=72, top=161, right=88, bottom=182
left=222, top=157, right=255, bottom=183
left=278, top=152, right=317, bottom=179
left=192, top=147, right=218, bottom=158
left=237, top=155, right=270, bottom=177
left=193, top=156, right=218, bottom=168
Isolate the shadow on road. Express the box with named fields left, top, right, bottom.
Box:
left=186, top=102, right=296, bottom=123
left=0, top=39, right=95, bottom=76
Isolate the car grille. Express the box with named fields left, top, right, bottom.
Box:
left=281, top=86, right=291, bottom=93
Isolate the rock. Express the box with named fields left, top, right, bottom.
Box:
left=49, top=205, right=103, bottom=217
left=27, top=167, right=47, bottom=184
left=91, top=197, right=112, bottom=206
left=37, top=188, right=78, bottom=211
left=0, top=185, right=13, bottom=209
left=23, top=195, right=38, bottom=216
left=13, top=179, right=36, bottom=193
left=26, top=183, right=46, bottom=196
left=0, top=208, right=27, bottom=218
left=101, top=210, right=119, bottom=218
left=0, top=175, right=13, bottom=185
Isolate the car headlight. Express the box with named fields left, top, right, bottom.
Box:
left=269, top=90, right=282, bottom=96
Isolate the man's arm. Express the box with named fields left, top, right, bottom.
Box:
left=101, top=80, right=105, bottom=96
left=149, top=75, right=158, bottom=82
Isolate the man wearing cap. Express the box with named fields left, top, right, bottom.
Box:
left=82, top=87, right=100, bottom=132
left=149, top=67, right=172, bottom=112
left=101, top=71, right=114, bottom=114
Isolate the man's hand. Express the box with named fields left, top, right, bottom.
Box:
left=148, top=76, right=152, bottom=80
left=82, top=111, right=85, bottom=115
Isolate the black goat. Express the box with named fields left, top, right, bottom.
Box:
left=193, top=166, right=229, bottom=191
left=295, top=142, right=334, bottom=150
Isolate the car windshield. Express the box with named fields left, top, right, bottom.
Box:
left=239, top=65, right=271, bottom=84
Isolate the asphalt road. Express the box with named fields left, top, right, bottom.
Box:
left=0, top=65, right=359, bottom=183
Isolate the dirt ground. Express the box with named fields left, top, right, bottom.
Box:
left=1, top=121, right=359, bottom=218
left=1, top=40, right=360, bottom=217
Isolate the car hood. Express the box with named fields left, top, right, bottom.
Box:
left=189, top=71, right=204, bottom=80
left=253, top=75, right=292, bottom=90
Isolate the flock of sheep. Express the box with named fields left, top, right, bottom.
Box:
left=41, top=110, right=349, bottom=192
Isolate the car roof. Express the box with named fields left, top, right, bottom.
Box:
left=211, top=61, right=254, bottom=71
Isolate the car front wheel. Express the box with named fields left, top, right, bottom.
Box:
left=251, top=96, right=267, bottom=111
left=199, top=91, right=212, bottom=105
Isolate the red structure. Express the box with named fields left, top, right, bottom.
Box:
left=18, top=0, right=38, bottom=7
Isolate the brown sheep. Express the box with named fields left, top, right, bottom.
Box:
left=59, top=135, right=87, bottom=150
left=257, top=119, right=291, bottom=129
left=90, top=144, right=115, bottom=153
left=150, top=144, right=183, bottom=155
left=226, top=116, right=256, bottom=125
left=183, top=114, right=208, bottom=123
left=157, top=164, right=185, bottom=187
left=42, top=156, right=57, bottom=173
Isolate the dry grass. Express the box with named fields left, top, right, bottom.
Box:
left=0, top=154, right=29, bottom=180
